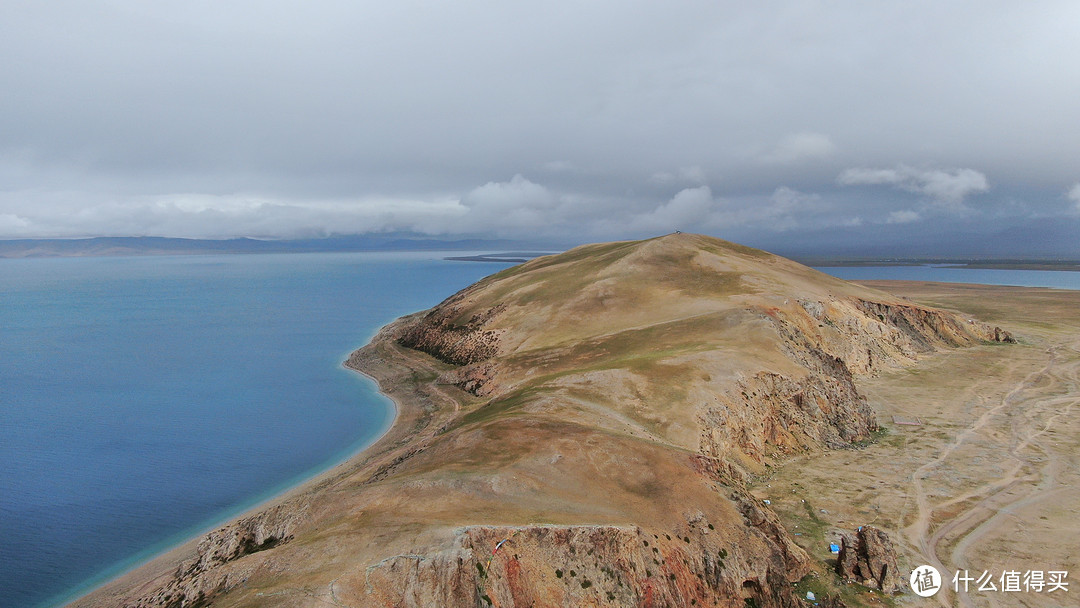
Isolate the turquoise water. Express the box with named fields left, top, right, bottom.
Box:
left=814, top=265, right=1080, bottom=290
left=0, top=252, right=512, bottom=608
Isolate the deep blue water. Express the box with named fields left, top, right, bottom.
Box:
left=0, top=252, right=511, bottom=608
left=814, top=265, right=1080, bottom=290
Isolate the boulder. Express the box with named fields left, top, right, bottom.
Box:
left=835, top=526, right=902, bottom=593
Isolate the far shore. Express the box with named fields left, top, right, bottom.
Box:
left=799, top=258, right=1080, bottom=271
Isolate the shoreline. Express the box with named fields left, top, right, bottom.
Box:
left=64, top=314, right=442, bottom=608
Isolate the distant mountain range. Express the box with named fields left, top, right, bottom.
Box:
left=0, top=235, right=536, bottom=259
left=4, top=220, right=1079, bottom=263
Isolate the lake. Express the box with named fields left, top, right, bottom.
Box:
left=0, top=252, right=513, bottom=608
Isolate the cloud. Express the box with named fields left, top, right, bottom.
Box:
left=460, top=174, right=556, bottom=212
left=0, top=213, right=32, bottom=235
left=1, top=3, right=1079, bottom=255
left=769, top=186, right=819, bottom=210
left=838, top=165, right=989, bottom=209
left=0, top=189, right=471, bottom=239
left=628, top=186, right=716, bottom=232
left=541, top=160, right=574, bottom=172
left=409, top=174, right=597, bottom=237
left=760, top=133, right=836, bottom=164
left=739, top=186, right=856, bottom=231
left=886, top=209, right=920, bottom=224
left=631, top=186, right=855, bottom=234
left=1068, top=183, right=1080, bottom=214
left=749, top=187, right=822, bottom=231
left=649, top=166, right=708, bottom=185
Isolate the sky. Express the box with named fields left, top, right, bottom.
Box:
left=2, top=1, right=1079, bottom=256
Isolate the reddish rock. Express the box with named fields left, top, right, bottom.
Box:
left=835, top=526, right=902, bottom=593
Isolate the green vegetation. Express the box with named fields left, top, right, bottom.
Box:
left=794, top=572, right=899, bottom=608
left=448, top=236, right=760, bottom=328
left=460, top=240, right=640, bottom=318
left=789, top=499, right=830, bottom=544
left=697, top=237, right=773, bottom=260
left=849, top=427, right=888, bottom=449
left=458, top=386, right=551, bottom=428
left=794, top=573, right=831, bottom=604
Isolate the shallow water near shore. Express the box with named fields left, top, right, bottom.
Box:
left=0, top=252, right=512, bottom=608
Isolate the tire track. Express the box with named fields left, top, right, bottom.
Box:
left=904, top=345, right=1065, bottom=606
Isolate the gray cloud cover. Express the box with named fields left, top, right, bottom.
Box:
left=1, top=1, right=1079, bottom=254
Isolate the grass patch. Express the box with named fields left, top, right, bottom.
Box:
left=849, top=427, right=888, bottom=449
left=697, top=237, right=773, bottom=260
left=797, top=499, right=830, bottom=542
left=445, top=236, right=757, bottom=326
left=462, top=241, right=641, bottom=317
left=457, top=386, right=550, bottom=427
left=794, top=572, right=899, bottom=608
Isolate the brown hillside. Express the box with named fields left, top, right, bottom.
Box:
left=400, top=233, right=1005, bottom=474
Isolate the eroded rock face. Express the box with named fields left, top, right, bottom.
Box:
left=696, top=295, right=996, bottom=472
left=852, top=299, right=974, bottom=351
left=363, top=524, right=806, bottom=608
left=835, top=526, right=902, bottom=593
left=699, top=340, right=878, bottom=477
left=397, top=295, right=505, bottom=366
left=443, top=361, right=500, bottom=396
left=125, top=502, right=307, bottom=608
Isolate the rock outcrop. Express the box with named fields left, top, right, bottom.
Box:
left=364, top=524, right=805, bottom=608
left=397, top=296, right=505, bottom=365
left=123, top=501, right=308, bottom=608
left=835, top=526, right=902, bottom=593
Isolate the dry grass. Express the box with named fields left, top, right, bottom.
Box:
left=753, top=282, right=1080, bottom=608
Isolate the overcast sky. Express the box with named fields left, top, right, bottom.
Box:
left=2, top=1, right=1079, bottom=255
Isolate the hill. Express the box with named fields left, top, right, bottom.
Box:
left=76, top=234, right=1011, bottom=608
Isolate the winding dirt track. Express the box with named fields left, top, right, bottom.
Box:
left=904, top=337, right=1080, bottom=608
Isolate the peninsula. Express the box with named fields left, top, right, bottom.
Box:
left=72, top=233, right=1080, bottom=608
